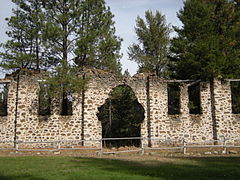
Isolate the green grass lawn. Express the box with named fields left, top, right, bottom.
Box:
left=0, top=156, right=239, bottom=180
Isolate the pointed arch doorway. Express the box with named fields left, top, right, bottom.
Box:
left=97, top=85, right=145, bottom=147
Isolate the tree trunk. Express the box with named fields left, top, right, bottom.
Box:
left=146, top=75, right=151, bottom=147
left=210, top=78, right=218, bottom=144
left=35, top=2, right=40, bottom=70
left=62, top=2, right=68, bottom=63
left=36, top=36, right=39, bottom=70
left=14, top=73, right=20, bottom=149
left=81, top=74, right=86, bottom=146
left=109, top=98, right=112, bottom=138
left=63, top=26, right=68, bottom=63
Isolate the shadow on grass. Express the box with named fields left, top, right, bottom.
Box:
left=0, top=156, right=239, bottom=180
left=0, top=174, right=46, bottom=180
left=73, top=157, right=240, bottom=180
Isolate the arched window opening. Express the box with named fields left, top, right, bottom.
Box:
left=188, top=83, right=201, bottom=114
left=231, top=81, right=240, bottom=114
left=61, top=91, right=73, bottom=116
left=38, top=83, right=51, bottom=116
left=97, top=85, right=145, bottom=148
left=0, top=83, right=8, bottom=116
left=168, top=83, right=180, bottom=115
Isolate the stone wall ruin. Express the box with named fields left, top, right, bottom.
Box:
left=0, top=69, right=240, bottom=148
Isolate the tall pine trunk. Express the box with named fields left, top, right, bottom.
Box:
left=109, top=99, right=112, bottom=138
left=210, top=78, right=217, bottom=144
left=36, top=36, right=39, bottom=70
left=146, top=75, right=151, bottom=147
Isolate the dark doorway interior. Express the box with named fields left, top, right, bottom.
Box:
left=97, top=85, right=145, bottom=147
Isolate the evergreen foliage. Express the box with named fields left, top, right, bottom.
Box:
left=1, top=0, right=122, bottom=108
left=74, top=0, right=122, bottom=74
left=45, top=63, right=87, bottom=97
left=170, top=0, right=240, bottom=141
left=170, top=0, right=240, bottom=80
left=128, top=10, right=171, bottom=77
left=0, top=0, right=47, bottom=70
left=40, top=0, right=122, bottom=101
left=1, top=0, right=122, bottom=74
left=41, top=0, right=122, bottom=74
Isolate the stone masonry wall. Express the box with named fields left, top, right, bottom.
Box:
left=0, top=70, right=84, bottom=148
left=0, top=77, right=17, bottom=147
left=82, top=70, right=148, bottom=146
left=148, top=77, right=214, bottom=145
left=0, top=69, right=239, bottom=148
left=214, top=80, right=240, bottom=141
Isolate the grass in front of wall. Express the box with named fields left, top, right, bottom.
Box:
left=0, top=156, right=239, bottom=180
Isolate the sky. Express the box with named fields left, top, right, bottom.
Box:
left=0, top=0, right=184, bottom=76
left=105, top=0, right=183, bottom=75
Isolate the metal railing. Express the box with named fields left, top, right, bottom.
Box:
left=0, top=137, right=239, bottom=155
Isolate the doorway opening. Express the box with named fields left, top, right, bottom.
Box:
left=97, top=85, right=145, bottom=147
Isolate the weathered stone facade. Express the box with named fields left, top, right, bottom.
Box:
left=0, top=69, right=240, bottom=148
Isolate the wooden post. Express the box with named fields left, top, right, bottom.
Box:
left=183, top=139, right=187, bottom=154
left=98, top=139, right=103, bottom=155
left=141, top=137, right=144, bottom=155
left=15, top=140, right=19, bottom=152
left=222, top=137, right=227, bottom=154
left=57, top=141, right=61, bottom=151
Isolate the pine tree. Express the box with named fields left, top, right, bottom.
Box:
left=170, top=0, right=240, bottom=141
left=1, top=0, right=122, bottom=73
left=74, top=0, right=122, bottom=74
left=41, top=0, right=122, bottom=100
left=128, top=10, right=171, bottom=77
left=41, top=0, right=81, bottom=64
left=0, top=0, right=46, bottom=70
left=1, top=0, right=122, bottom=111
left=41, top=0, right=86, bottom=101
left=42, top=0, right=122, bottom=74
left=170, top=0, right=240, bottom=80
